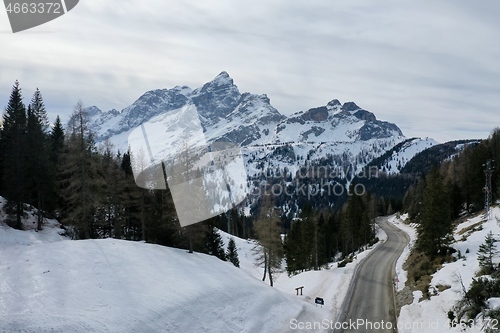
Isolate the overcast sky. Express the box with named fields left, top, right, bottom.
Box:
left=1, top=0, right=499, bottom=143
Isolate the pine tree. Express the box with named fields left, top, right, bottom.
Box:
left=26, top=89, right=52, bottom=230
left=326, top=213, right=341, bottom=261
left=284, top=218, right=304, bottom=275
left=300, top=204, right=316, bottom=270
left=47, top=116, right=65, bottom=214
left=478, top=231, right=498, bottom=274
left=341, top=187, right=371, bottom=255
left=416, top=169, right=453, bottom=256
left=50, top=115, right=65, bottom=165
left=0, top=81, right=27, bottom=229
left=315, top=213, right=328, bottom=269
left=30, top=88, right=50, bottom=132
left=94, top=140, right=126, bottom=238
left=203, top=220, right=226, bottom=261
left=226, top=237, right=240, bottom=267
left=121, top=149, right=147, bottom=240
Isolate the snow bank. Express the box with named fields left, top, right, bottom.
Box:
left=396, top=207, right=500, bottom=333
left=388, top=213, right=417, bottom=291
left=0, top=232, right=327, bottom=332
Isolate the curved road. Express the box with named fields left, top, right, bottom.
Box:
left=334, top=217, right=409, bottom=333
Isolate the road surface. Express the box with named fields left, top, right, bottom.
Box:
left=334, top=217, right=409, bottom=333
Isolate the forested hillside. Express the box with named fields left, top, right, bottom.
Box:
left=397, top=127, right=500, bottom=328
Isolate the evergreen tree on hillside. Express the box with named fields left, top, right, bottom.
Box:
left=407, top=176, right=427, bottom=222
left=50, top=115, right=65, bottom=165
left=226, top=237, right=240, bottom=267
left=203, top=220, right=226, bottom=261
left=416, top=169, right=453, bottom=256
left=327, top=213, right=342, bottom=260
left=119, top=150, right=179, bottom=245
left=120, top=149, right=146, bottom=241
left=478, top=231, right=498, bottom=274
left=48, top=115, right=65, bottom=214
left=0, top=81, right=27, bottom=229
left=340, top=186, right=372, bottom=256
left=26, top=89, right=53, bottom=230
left=30, top=88, right=50, bottom=132
left=284, top=203, right=327, bottom=275
left=315, top=214, right=328, bottom=269
left=300, top=204, right=316, bottom=270
left=284, top=218, right=305, bottom=275
left=94, top=140, right=127, bottom=238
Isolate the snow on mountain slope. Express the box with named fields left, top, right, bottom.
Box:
left=391, top=207, right=500, bottom=333
left=383, top=138, right=438, bottom=174
left=78, top=72, right=412, bottom=169
left=0, top=224, right=323, bottom=332
left=373, top=137, right=439, bottom=175
left=0, top=195, right=393, bottom=333
left=275, top=100, right=402, bottom=144
left=242, top=137, right=401, bottom=179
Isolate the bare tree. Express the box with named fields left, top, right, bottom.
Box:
left=253, top=193, right=284, bottom=286
left=59, top=101, right=101, bottom=239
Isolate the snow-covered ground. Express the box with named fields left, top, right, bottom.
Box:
left=383, top=138, right=438, bottom=175
left=388, top=213, right=417, bottom=292
left=0, top=197, right=387, bottom=333
left=390, top=208, right=500, bottom=333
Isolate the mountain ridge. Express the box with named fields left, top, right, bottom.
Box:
left=81, top=71, right=406, bottom=150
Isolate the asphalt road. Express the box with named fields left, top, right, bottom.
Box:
left=334, top=217, right=409, bottom=333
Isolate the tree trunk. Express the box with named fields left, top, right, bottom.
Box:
left=242, top=217, right=246, bottom=239
left=141, top=191, right=146, bottom=241
left=262, top=252, right=267, bottom=281
left=188, top=232, right=193, bottom=254
left=268, top=247, right=273, bottom=287
left=37, top=193, right=42, bottom=231
left=315, top=229, right=318, bottom=270
left=16, top=201, right=22, bottom=230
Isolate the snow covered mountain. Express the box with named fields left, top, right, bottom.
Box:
left=365, top=137, right=439, bottom=175
left=68, top=74, right=452, bottom=219
left=75, top=72, right=444, bottom=217
left=83, top=71, right=404, bottom=149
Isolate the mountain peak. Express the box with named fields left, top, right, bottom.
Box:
left=327, top=99, right=342, bottom=108
left=210, top=71, right=234, bottom=87
left=191, top=71, right=241, bottom=121
left=217, top=71, right=230, bottom=78
left=341, top=102, right=361, bottom=112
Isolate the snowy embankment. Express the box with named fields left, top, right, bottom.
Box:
left=387, top=213, right=417, bottom=292
left=0, top=195, right=387, bottom=333
left=389, top=207, right=500, bottom=333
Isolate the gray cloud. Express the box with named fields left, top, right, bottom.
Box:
left=1, top=0, right=500, bottom=143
